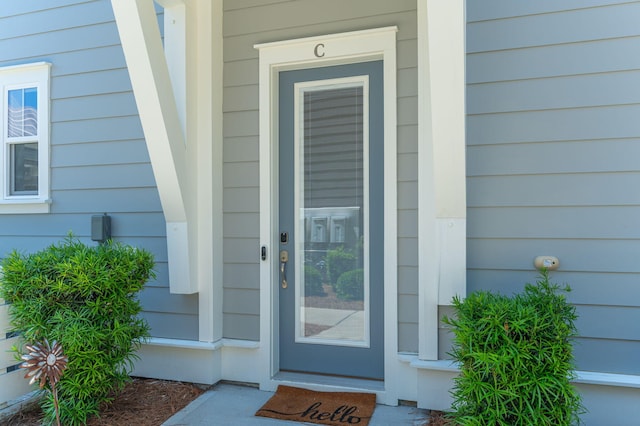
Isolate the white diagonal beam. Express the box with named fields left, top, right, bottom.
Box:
left=112, top=0, right=194, bottom=293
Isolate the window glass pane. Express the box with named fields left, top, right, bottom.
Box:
left=298, top=85, right=368, bottom=345
left=8, top=87, right=38, bottom=137
left=11, top=143, right=38, bottom=194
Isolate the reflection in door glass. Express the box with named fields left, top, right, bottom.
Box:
left=295, top=80, right=369, bottom=347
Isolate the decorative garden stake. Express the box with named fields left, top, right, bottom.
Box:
left=21, top=339, right=68, bottom=426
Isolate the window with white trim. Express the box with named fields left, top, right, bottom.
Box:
left=0, top=62, right=50, bottom=213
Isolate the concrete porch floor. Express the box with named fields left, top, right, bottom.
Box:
left=162, top=382, right=431, bottom=426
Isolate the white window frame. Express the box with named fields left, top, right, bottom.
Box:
left=0, top=62, right=51, bottom=214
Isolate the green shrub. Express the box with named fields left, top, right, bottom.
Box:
left=304, top=265, right=325, bottom=296
left=0, top=237, right=153, bottom=426
left=326, top=246, right=356, bottom=286
left=335, top=269, right=364, bottom=300
left=443, top=270, right=583, bottom=426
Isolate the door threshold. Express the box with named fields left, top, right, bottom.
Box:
left=273, top=371, right=385, bottom=392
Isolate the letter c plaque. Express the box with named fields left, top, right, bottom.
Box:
left=314, top=43, right=325, bottom=58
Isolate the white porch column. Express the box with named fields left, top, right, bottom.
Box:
left=417, top=0, right=467, bottom=361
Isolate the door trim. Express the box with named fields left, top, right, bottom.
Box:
left=254, top=26, right=397, bottom=398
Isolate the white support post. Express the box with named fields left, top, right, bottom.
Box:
left=418, top=0, right=467, bottom=361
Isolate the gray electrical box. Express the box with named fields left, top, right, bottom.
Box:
left=91, top=214, right=111, bottom=243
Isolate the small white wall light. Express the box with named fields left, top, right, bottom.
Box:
left=534, top=256, right=559, bottom=271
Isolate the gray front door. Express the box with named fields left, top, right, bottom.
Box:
left=278, top=61, right=384, bottom=380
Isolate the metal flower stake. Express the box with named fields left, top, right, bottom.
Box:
left=20, top=339, right=68, bottom=426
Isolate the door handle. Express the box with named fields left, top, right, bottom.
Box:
left=280, top=250, right=288, bottom=289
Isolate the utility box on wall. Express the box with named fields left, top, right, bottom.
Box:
left=91, top=214, right=111, bottom=243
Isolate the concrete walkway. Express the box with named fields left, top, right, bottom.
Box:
left=162, top=382, right=430, bottom=426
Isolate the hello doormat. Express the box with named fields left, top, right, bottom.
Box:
left=255, top=385, right=376, bottom=426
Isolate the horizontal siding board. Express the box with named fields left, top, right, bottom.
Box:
left=398, top=125, right=418, bottom=154
left=52, top=140, right=150, bottom=167
left=223, top=162, right=259, bottom=188
left=139, top=287, right=198, bottom=315
left=223, top=187, right=259, bottom=213
left=223, top=288, right=260, bottom=316
left=224, top=263, right=260, bottom=290
left=398, top=323, right=418, bottom=353
left=467, top=37, right=640, bottom=84
left=573, top=337, right=640, bottom=374
left=52, top=68, right=132, bottom=99
left=398, top=237, right=418, bottom=267
left=397, top=39, right=417, bottom=69
left=468, top=269, right=640, bottom=308
left=0, top=1, right=113, bottom=40
left=398, top=181, right=418, bottom=209
left=223, top=313, right=260, bottom=341
left=142, top=312, right=198, bottom=341
left=223, top=238, right=260, bottom=264
left=576, top=305, right=640, bottom=340
left=468, top=206, right=640, bottom=239
left=398, top=266, right=418, bottom=295
left=147, top=263, right=169, bottom=288
left=0, top=22, right=120, bottom=62
left=50, top=45, right=128, bottom=76
left=397, top=67, right=417, bottom=98
left=398, top=96, right=418, bottom=126
left=224, top=0, right=293, bottom=12
left=223, top=0, right=414, bottom=37
left=223, top=213, right=259, bottom=238
left=223, top=111, right=259, bottom=137
left=398, top=294, right=418, bottom=323
left=223, top=59, right=258, bottom=87
left=468, top=105, right=640, bottom=145
left=467, top=0, right=629, bottom=22
left=51, top=117, right=144, bottom=144
left=398, top=209, right=418, bottom=238
left=467, top=172, right=640, bottom=207
left=0, top=0, right=90, bottom=19
left=50, top=188, right=162, bottom=214
left=467, top=238, right=640, bottom=274
left=52, top=164, right=156, bottom=190
left=467, top=139, right=640, bottom=176
left=223, top=85, right=258, bottom=112
left=224, top=137, right=259, bottom=163
left=397, top=153, right=417, bottom=182
left=52, top=92, right=139, bottom=122
left=467, top=70, right=640, bottom=115
left=0, top=212, right=164, bottom=237
left=467, top=3, right=640, bottom=53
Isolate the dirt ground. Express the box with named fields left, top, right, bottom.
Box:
left=1, top=377, right=206, bottom=426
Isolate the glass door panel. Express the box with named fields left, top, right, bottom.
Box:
left=294, top=78, right=370, bottom=347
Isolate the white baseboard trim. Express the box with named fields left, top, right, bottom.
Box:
left=405, top=353, right=640, bottom=424
left=407, top=355, right=640, bottom=389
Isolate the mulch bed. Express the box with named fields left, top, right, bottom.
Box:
left=1, top=377, right=206, bottom=426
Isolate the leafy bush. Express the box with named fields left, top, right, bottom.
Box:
left=0, top=237, right=153, bottom=426
left=335, top=269, right=364, bottom=300
left=326, top=246, right=356, bottom=286
left=304, top=265, right=325, bottom=296
left=443, top=270, right=583, bottom=425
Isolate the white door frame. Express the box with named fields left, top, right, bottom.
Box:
left=254, top=26, right=398, bottom=402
